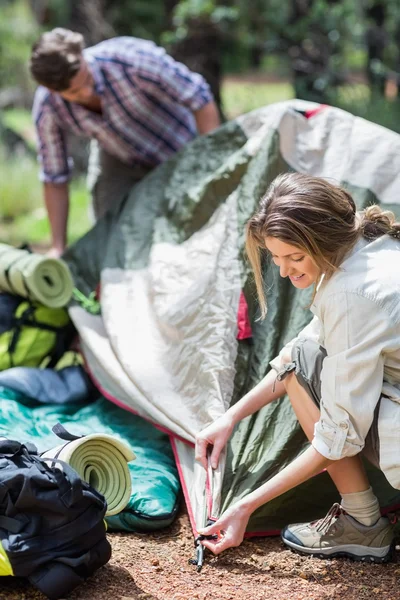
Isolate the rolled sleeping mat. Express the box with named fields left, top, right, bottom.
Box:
left=41, top=434, right=135, bottom=516
left=0, top=243, right=74, bottom=308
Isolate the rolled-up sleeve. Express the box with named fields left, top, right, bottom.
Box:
left=134, top=50, right=213, bottom=112
left=313, top=292, right=388, bottom=460
left=33, top=90, right=71, bottom=183
left=270, top=315, right=321, bottom=373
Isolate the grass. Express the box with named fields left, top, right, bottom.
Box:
left=0, top=150, right=90, bottom=247
left=1, top=107, right=91, bottom=247
left=222, top=79, right=294, bottom=119
left=0, top=152, right=41, bottom=220
left=4, top=178, right=91, bottom=247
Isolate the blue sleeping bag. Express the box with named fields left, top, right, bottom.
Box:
left=0, top=388, right=181, bottom=532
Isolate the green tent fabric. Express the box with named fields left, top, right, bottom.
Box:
left=0, top=244, right=73, bottom=307
left=0, top=389, right=180, bottom=531
left=64, top=100, right=400, bottom=536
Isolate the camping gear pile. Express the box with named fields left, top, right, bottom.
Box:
left=0, top=245, right=179, bottom=597
left=0, top=100, right=400, bottom=594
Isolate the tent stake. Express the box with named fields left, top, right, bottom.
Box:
left=188, top=523, right=218, bottom=572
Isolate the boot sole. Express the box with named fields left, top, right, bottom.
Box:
left=282, top=538, right=395, bottom=563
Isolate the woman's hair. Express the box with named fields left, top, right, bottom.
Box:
left=29, top=28, right=85, bottom=91
left=246, top=172, right=400, bottom=318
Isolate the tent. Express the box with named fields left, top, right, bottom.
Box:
left=64, top=99, right=400, bottom=541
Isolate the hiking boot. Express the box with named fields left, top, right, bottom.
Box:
left=281, top=503, right=394, bottom=562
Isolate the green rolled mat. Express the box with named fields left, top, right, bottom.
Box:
left=41, top=434, right=136, bottom=516
left=0, top=244, right=74, bottom=308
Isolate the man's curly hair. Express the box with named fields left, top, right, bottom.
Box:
left=30, top=28, right=85, bottom=91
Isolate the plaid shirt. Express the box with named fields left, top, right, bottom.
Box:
left=32, top=37, right=213, bottom=183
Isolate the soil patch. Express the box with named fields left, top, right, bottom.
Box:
left=1, top=506, right=399, bottom=600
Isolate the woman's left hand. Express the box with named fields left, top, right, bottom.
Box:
left=197, top=503, right=251, bottom=555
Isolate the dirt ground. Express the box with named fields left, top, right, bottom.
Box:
left=1, top=505, right=399, bottom=600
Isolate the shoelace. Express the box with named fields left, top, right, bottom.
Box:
left=315, top=502, right=343, bottom=534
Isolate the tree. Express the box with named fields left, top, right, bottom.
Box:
left=162, top=1, right=239, bottom=121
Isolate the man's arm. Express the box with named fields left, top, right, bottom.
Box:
left=44, top=182, right=69, bottom=258
left=193, top=100, right=221, bottom=135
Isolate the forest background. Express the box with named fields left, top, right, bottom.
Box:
left=1, top=0, right=400, bottom=249
left=1, top=4, right=400, bottom=598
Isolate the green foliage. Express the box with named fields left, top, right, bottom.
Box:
left=173, top=0, right=238, bottom=22
left=3, top=108, right=36, bottom=151
left=162, top=0, right=238, bottom=45
left=328, top=84, right=400, bottom=135
left=0, top=0, right=39, bottom=90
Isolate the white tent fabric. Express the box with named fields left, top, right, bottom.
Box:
left=238, top=100, right=400, bottom=204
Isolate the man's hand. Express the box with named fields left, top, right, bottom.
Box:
left=46, top=246, right=64, bottom=259
left=195, top=413, right=235, bottom=470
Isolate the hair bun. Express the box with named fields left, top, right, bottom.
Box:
left=361, top=205, right=400, bottom=240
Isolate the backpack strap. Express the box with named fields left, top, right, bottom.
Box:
left=51, top=423, right=83, bottom=443
left=15, top=305, right=65, bottom=334
left=0, top=514, right=29, bottom=534
left=39, top=456, right=83, bottom=508
left=0, top=439, right=38, bottom=457
left=8, top=305, right=72, bottom=369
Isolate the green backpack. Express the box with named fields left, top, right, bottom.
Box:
left=0, top=292, right=75, bottom=371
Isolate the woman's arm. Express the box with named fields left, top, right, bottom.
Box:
left=196, top=316, right=323, bottom=470
left=195, top=369, right=286, bottom=469
left=199, top=445, right=331, bottom=554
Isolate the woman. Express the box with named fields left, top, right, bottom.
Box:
left=195, top=172, right=400, bottom=561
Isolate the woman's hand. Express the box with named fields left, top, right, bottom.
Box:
left=197, top=502, right=251, bottom=554
left=195, top=413, right=235, bottom=470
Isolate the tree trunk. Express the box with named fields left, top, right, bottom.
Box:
left=29, top=0, right=115, bottom=45
left=169, top=16, right=225, bottom=121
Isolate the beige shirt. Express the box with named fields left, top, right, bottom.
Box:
left=271, top=235, right=400, bottom=489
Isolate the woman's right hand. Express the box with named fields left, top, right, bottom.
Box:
left=195, top=413, right=235, bottom=470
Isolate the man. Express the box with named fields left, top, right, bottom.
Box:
left=30, top=28, right=221, bottom=257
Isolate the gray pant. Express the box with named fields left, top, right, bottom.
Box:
left=87, top=141, right=153, bottom=220
left=277, top=338, right=381, bottom=468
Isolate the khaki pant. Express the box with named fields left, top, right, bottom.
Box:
left=277, top=337, right=381, bottom=469
left=86, top=141, right=153, bottom=220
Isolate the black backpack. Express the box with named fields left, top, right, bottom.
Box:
left=0, top=438, right=111, bottom=599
